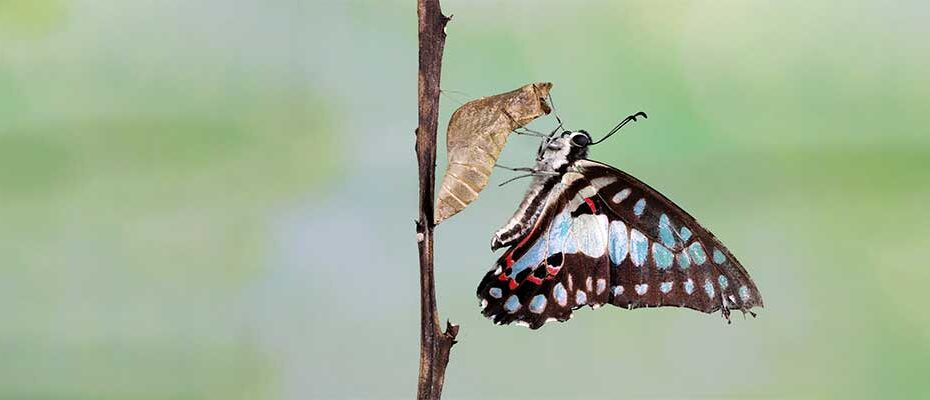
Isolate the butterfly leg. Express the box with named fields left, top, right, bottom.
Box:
left=500, top=108, right=550, bottom=138
left=497, top=171, right=559, bottom=187
left=494, top=164, right=536, bottom=173
left=546, top=92, right=564, bottom=134
left=513, top=127, right=548, bottom=138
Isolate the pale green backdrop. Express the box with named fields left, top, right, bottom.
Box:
left=2, top=1, right=928, bottom=399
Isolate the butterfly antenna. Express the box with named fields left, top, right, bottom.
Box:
left=590, top=111, right=648, bottom=145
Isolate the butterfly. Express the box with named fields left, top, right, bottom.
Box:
left=477, top=112, right=763, bottom=329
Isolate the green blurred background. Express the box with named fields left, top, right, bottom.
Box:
left=2, top=1, right=928, bottom=399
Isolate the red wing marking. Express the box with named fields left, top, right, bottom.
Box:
left=584, top=197, right=597, bottom=213
left=547, top=265, right=561, bottom=276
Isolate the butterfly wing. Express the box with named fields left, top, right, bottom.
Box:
left=476, top=160, right=763, bottom=329
left=574, top=159, right=763, bottom=319
left=477, top=172, right=615, bottom=329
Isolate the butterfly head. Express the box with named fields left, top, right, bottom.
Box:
left=535, top=130, right=592, bottom=172
left=533, top=111, right=646, bottom=173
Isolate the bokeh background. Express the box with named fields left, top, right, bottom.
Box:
left=2, top=0, right=929, bottom=399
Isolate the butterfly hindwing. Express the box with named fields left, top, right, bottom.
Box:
left=477, top=160, right=763, bottom=329
left=477, top=174, right=612, bottom=329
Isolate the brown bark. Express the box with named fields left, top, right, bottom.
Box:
left=415, top=0, right=457, bottom=399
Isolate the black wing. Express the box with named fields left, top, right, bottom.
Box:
left=476, top=160, right=763, bottom=329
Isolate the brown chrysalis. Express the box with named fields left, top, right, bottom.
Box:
left=435, top=82, right=552, bottom=225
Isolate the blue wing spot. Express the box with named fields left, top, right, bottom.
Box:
left=504, top=295, right=521, bottom=313
left=630, top=229, right=648, bottom=266
left=575, top=290, right=587, bottom=305
left=718, top=275, right=729, bottom=289
left=679, top=227, right=692, bottom=241
left=713, top=248, right=726, bottom=264
left=596, top=278, right=607, bottom=294
left=553, top=283, right=568, bottom=306
left=635, top=284, right=649, bottom=295
left=608, top=221, right=629, bottom=265
left=488, top=287, right=502, bottom=298
left=688, top=242, right=707, bottom=265
left=548, top=211, right=575, bottom=254
left=658, top=214, right=676, bottom=247
left=633, top=198, right=646, bottom=217
left=660, top=281, right=673, bottom=293
left=677, top=251, right=691, bottom=270
left=683, top=279, right=695, bottom=294
left=652, top=243, right=674, bottom=269
left=529, top=295, right=547, bottom=314
left=508, top=237, right=546, bottom=278
left=739, top=285, right=751, bottom=301
left=704, top=278, right=715, bottom=299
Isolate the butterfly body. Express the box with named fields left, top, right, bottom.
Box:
left=478, top=129, right=763, bottom=329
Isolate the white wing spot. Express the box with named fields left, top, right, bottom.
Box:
left=572, top=214, right=609, bottom=257
left=612, top=188, right=632, bottom=204
left=612, top=285, right=624, bottom=296
left=579, top=185, right=597, bottom=198
left=590, top=176, right=615, bottom=188
left=635, top=284, right=649, bottom=295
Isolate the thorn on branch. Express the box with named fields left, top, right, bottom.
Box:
left=445, top=320, right=460, bottom=345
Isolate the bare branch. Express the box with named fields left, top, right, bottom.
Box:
left=415, top=1, right=456, bottom=399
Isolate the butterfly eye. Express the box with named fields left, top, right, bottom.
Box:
left=571, top=134, right=590, bottom=147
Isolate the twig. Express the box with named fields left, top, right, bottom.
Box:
left=415, top=1, right=457, bottom=399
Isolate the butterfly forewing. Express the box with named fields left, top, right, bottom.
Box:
left=578, top=160, right=763, bottom=317
left=477, top=159, right=762, bottom=329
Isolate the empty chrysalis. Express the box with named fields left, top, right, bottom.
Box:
left=435, top=82, right=553, bottom=225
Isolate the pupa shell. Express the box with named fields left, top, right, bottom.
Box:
left=435, top=82, right=552, bottom=224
